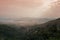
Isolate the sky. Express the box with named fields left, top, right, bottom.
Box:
left=0, top=0, right=60, bottom=18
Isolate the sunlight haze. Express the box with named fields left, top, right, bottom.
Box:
left=0, top=0, right=59, bottom=18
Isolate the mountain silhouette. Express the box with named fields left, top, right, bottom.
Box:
left=40, top=18, right=60, bottom=28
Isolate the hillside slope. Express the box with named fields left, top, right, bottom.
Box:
left=0, top=18, right=60, bottom=40
left=26, top=18, right=60, bottom=40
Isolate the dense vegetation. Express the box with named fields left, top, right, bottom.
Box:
left=0, top=18, right=60, bottom=40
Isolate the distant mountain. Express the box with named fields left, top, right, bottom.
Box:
left=0, top=18, right=56, bottom=26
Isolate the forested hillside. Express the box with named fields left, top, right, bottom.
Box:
left=0, top=18, right=60, bottom=40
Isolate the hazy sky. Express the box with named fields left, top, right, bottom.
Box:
left=0, top=0, right=60, bottom=18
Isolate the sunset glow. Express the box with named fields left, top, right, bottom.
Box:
left=0, top=0, right=59, bottom=18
